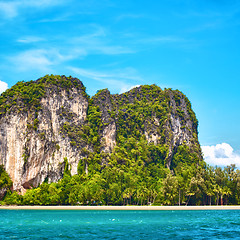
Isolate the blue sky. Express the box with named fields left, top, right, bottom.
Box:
left=0, top=0, right=240, bottom=167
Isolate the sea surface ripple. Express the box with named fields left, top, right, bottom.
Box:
left=1, top=210, right=240, bottom=239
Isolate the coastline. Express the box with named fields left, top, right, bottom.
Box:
left=1, top=205, right=240, bottom=210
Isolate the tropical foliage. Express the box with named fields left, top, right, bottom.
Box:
left=0, top=75, right=238, bottom=206
left=1, top=162, right=240, bottom=206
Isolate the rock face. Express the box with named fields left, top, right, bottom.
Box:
left=0, top=75, right=202, bottom=192
left=0, top=75, right=88, bottom=192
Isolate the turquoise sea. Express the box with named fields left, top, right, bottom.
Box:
left=1, top=210, right=240, bottom=239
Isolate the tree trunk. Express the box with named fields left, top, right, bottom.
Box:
left=153, top=195, right=157, bottom=205
left=186, top=195, right=191, bottom=206
left=178, top=189, right=181, bottom=206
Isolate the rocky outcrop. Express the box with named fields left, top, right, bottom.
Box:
left=164, top=90, right=201, bottom=168
left=0, top=75, right=88, bottom=192
left=91, top=89, right=117, bottom=153
left=0, top=75, right=202, bottom=192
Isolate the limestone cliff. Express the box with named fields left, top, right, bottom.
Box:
left=92, top=86, right=202, bottom=169
left=0, top=75, right=202, bottom=193
left=0, top=75, right=88, bottom=192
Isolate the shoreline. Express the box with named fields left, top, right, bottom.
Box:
left=1, top=205, right=240, bottom=210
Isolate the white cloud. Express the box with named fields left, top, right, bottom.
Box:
left=17, top=36, right=45, bottom=43
left=12, top=27, right=133, bottom=74
left=11, top=49, right=53, bottom=72
left=38, top=14, right=72, bottom=23
left=9, top=48, right=78, bottom=72
left=138, top=36, right=186, bottom=44
left=0, top=80, right=8, bottom=94
left=0, top=2, right=18, bottom=18
left=72, top=27, right=134, bottom=55
left=202, top=143, right=240, bottom=167
left=22, top=0, right=64, bottom=8
left=69, top=67, right=143, bottom=94
left=0, top=0, right=64, bottom=19
left=120, top=85, right=141, bottom=94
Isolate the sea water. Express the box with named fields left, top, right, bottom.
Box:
left=1, top=210, right=240, bottom=239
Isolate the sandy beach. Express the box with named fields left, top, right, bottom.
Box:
left=1, top=205, right=240, bottom=210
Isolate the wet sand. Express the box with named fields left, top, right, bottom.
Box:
left=1, top=205, right=240, bottom=210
